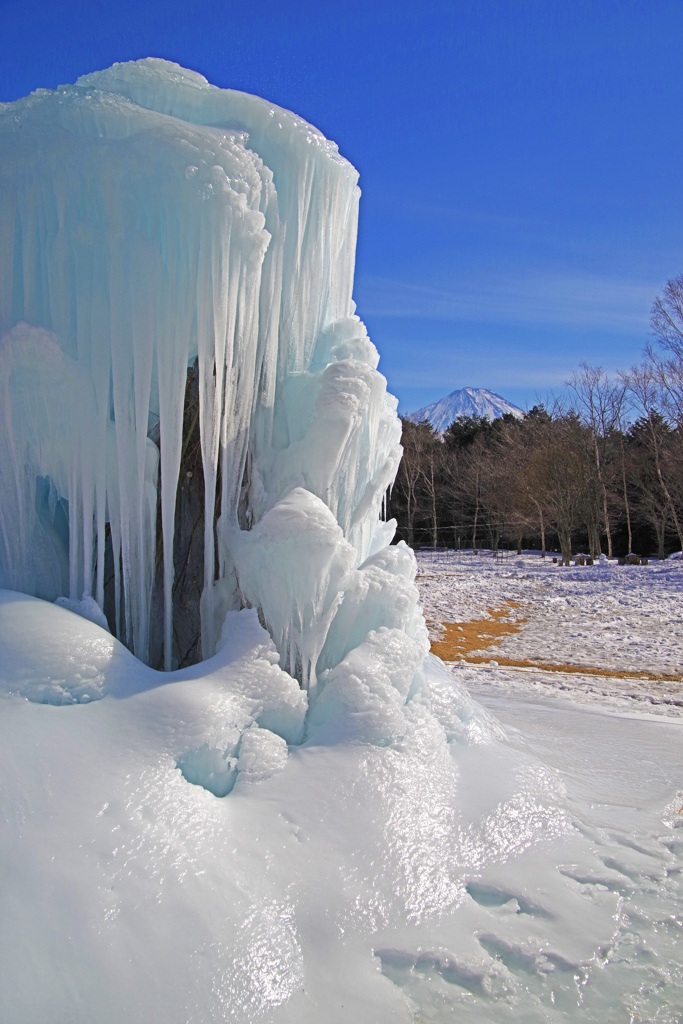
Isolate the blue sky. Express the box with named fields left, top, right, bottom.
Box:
left=3, top=0, right=683, bottom=413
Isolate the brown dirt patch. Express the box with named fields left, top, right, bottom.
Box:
left=429, top=606, right=683, bottom=685
left=428, top=603, right=526, bottom=661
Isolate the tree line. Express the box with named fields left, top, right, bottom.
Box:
left=390, top=275, right=683, bottom=561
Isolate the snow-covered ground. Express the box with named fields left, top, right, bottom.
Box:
left=3, top=59, right=680, bottom=1024
left=416, top=548, right=683, bottom=716
left=1, top=582, right=682, bottom=1024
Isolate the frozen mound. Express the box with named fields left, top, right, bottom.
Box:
left=2, top=591, right=681, bottom=1023
left=0, top=588, right=306, bottom=740
left=0, top=59, right=404, bottom=677
left=0, top=589, right=124, bottom=704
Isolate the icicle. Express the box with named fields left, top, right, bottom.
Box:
left=0, top=58, right=406, bottom=679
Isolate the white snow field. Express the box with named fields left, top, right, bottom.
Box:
left=416, top=549, right=683, bottom=715
left=1, top=586, right=682, bottom=1024
left=0, top=61, right=681, bottom=1023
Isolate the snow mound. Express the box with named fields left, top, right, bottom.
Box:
left=0, top=591, right=307, bottom=743
left=0, top=589, right=124, bottom=704
left=54, top=594, right=110, bottom=632
left=1, top=587, right=681, bottom=1022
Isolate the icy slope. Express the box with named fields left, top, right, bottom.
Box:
left=0, top=59, right=402, bottom=670
left=1, top=592, right=681, bottom=1024
left=411, top=387, right=524, bottom=431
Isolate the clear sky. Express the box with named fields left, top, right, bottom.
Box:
left=3, top=0, right=683, bottom=413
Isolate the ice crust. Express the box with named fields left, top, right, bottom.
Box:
left=0, top=59, right=403, bottom=674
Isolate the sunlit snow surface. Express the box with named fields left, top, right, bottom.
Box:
left=1, top=590, right=681, bottom=1024
left=416, top=549, right=683, bottom=712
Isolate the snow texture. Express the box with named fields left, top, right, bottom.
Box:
left=0, top=59, right=403, bottom=673
left=410, top=387, right=524, bottom=432
left=416, top=548, right=683, bottom=714
left=1, top=588, right=681, bottom=1023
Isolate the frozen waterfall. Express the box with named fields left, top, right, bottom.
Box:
left=0, top=59, right=417, bottom=683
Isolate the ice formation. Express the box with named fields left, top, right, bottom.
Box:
left=0, top=59, right=407, bottom=678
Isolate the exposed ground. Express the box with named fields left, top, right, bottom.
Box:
left=416, top=549, right=683, bottom=716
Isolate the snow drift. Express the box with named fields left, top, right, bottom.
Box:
left=0, top=59, right=405, bottom=675
left=1, top=588, right=681, bottom=1024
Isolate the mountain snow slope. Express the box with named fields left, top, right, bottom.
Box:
left=410, top=388, right=524, bottom=432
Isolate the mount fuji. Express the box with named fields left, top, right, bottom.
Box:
left=410, top=387, right=524, bottom=432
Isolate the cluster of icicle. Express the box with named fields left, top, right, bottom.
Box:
left=0, top=60, right=424, bottom=688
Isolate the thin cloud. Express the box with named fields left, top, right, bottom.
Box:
left=386, top=365, right=572, bottom=390
left=356, top=270, right=659, bottom=332
left=372, top=193, right=529, bottom=230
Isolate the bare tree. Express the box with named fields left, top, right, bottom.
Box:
left=649, top=274, right=683, bottom=423
left=440, top=443, right=467, bottom=549
left=608, top=380, right=634, bottom=554
left=393, top=418, right=438, bottom=547
left=443, top=416, right=492, bottom=548
left=567, top=363, right=618, bottom=558
left=482, top=418, right=528, bottom=552
left=462, top=432, right=487, bottom=548
left=418, top=432, right=442, bottom=549
left=509, top=406, right=553, bottom=555
left=627, top=416, right=671, bottom=558
left=623, top=365, right=683, bottom=550
left=531, top=415, right=589, bottom=563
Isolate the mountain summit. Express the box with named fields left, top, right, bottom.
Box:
left=410, top=387, right=524, bottom=432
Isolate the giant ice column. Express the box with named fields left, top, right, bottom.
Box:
left=0, top=60, right=419, bottom=685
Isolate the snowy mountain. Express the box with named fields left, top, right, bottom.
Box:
left=410, top=387, right=524, bottom=432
